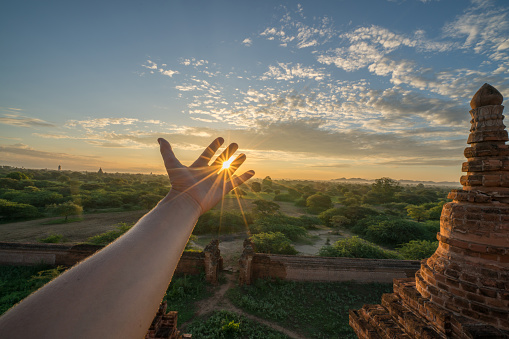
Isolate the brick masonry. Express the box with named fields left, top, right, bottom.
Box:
left=350, top=84, right=509, bottom=338
left=238, top=239, right=421, bottom=285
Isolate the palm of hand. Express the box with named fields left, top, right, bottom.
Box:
left=159, top=137, right=254, bottom=213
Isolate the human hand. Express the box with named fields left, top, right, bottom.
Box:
left=158, top=137, right=255, bottom=213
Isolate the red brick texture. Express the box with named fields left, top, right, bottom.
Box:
left=351, top=85, right=509, bottom=338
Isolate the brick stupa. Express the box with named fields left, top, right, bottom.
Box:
left=350, top=84, right=509, bottom=338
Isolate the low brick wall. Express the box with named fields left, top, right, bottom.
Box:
left=0, top=242, right=102, bottom=266
left=0, top=242, right=219, bottom=282
left=240, top=250, right=421, bottom=285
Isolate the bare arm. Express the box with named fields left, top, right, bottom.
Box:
left=0, top=137, right=254, bottom=339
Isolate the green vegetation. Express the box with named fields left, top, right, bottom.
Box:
left=193, top=210, right=251, bottom=235
left=0, top=265, right=65, bottom=315
left=86, top=222, right=133, bottom=245
left=1, top=165, right=450, bottom=262
left=39, top=234, right=65, bottom=243
left=228, top=278, right=393, bottom=338
left=397, top=240, right=439, bottom=260
left=318, top=237, right=401, bottom=259
left=306, top=193, right=332, bottom=214
left=250, top=232, right=298, bottom=255
left=0, top=166, right=172, bottom=221
left=47, top=201, right=83, bottom=221
left=186, top=310, right=289, bottom=339
left=163, top=274, right=211, bottom=324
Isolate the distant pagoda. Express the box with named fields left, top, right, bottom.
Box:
left=350, top=84, right=509, bottom=338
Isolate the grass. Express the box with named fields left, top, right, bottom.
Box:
left=185, top=310, right=289, bottom=339
left=227, top=279, right=393, bottom=339
left=163, top=273, right=212, bottom=324
left=40, top=217, right=84, bottom=225
left=0, top=265, right=65, bottom=315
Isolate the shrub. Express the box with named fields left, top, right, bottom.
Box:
left=86, top=222, right=133, bottom=245
left=186, top=310, right=287, bottom=339
left=252, top=199, right=280, bottom=215
left=39, top=234, right=64, bottom=243
left=250, top=215, right=308, bottom=240
left=318, top=236, right=401, bottom=259
left=193, top=210, right=250, bottom=235
left=0, top=199, right=39, bottom=219
left=361, top=216, right=431, bottom=248
left=306, top=193, right=332, bottom=214
left=250, top=232, right=298, bottom=255
left=397, top=240, right=438, bottom=260
left=319, top=205, right=379, bottom=227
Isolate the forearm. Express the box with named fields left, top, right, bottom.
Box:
left=0, top=191, right=201, bottom=339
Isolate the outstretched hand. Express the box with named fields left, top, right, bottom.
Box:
left=159, top=137, right=254, bottom=213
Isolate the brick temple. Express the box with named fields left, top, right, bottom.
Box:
left=350, top=84, right=509, bottom=338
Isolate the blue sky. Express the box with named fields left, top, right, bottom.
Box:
left=1, top=0, right=509, bottom=181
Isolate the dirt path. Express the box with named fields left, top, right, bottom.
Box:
left=183, top=273, right=307, bottom=339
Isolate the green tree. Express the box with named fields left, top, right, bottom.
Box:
left=140, top=194, right=164, bottom=209
left=318, top=236, right=400, bottom=259
left=250, top=232, right=298, bottom=255
left=252, top=199, right=280, bottom=215
left=6, top=171, right=32, bottom=180
left=262, top=176, right=273, bottom=188
left=250, top=182, right=262, bottom=193
left=397, top=240, right=438, bottom=260
left=48, top=201, right=83, bottom=221
left=0, top=199, right=39, bottom=219
left=406, top=205, right=428, bottom=222
left=306, top=193, right=332, bottom=214
left=367, top=177, right=402, bottom=204
left=362, top=217, right=430, bottom=248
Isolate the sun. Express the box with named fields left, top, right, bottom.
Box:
left=221, top=157, right=234, bottom=170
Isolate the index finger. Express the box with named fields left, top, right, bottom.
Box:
left=190, top=137, right=224, bottom=167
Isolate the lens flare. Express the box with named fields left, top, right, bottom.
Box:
left=221, top=157, right=234, bottom=170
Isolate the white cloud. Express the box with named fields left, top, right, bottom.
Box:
left=142, top=60, right=158, bottom=70
left=159, top=68, right=179, bottom=77
left=242, top=38, right=253, bottom=46
left=0, top=114, right=55, bottom=128
left=66, top=118, right=139, bottom=128
left=443, top=0, right=509, bottom=57
left=261, top=62, right=327, bottom=81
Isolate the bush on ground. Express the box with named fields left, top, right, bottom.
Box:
left=250, top=215, right=308, bottom=241
left=306, top=193, right=332, bottom=214
left=252, top=199, right=280, bottom=215
left=193, top=210, right=250, bottom=235
left=86, top=222, right=133, bottom=245
left=397, top=240, right=438, bottom=260
left=319, top=205, right=379, bottom=227
left=250, top=232, right=298, bottom=255
left=0, top=199, right=40, bottom=220
left=39, top=234, right=64, bottom=243
left=318, top=236, right=401, bottom=259
left=186, top=310, right=288, bottom=339
left=353, top=216, right=432, bottom=248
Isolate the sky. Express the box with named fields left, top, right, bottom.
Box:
left=1, top=0, right=509, bottom=182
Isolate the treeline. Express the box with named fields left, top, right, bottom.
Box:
left=241, top=176, right=453, bottom=260
left=0, top=166, right=170, bottom=221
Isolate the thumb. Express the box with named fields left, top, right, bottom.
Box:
left=158, top=138, right=183, bottom=169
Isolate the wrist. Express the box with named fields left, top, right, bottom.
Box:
left=161, top=189, right=203, bottom=216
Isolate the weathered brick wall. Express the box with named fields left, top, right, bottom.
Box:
left=0, top=242, right=208, bottom=277
left=350, top=84, right=509, bottom=338
left=239, top=251, right=421, bottom=285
